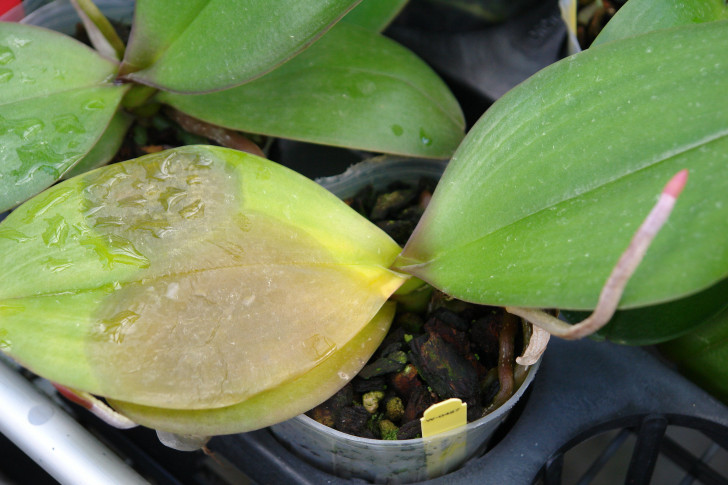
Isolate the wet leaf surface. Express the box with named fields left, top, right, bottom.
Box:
left=159, top=23, right=464, bottom=158
left=401, top=22, right=728, bottom=321
left=0, top=22, right=127, bottom=212
left=121, top=0, right=358, bottom=93
left=0, top=146, right=405, bottom=415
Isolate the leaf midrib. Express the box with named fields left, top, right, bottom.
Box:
left=0, top=260, right=401, bottom=302
left=0, top=82, right=122, bottom=109
left=421, top=128, right=728, bottom=268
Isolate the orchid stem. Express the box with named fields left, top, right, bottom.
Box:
left=54, top=384, right=137, bottom=429
left=507, top=169, right=688, bottom=340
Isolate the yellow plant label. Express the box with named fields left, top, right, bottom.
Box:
left=420, top=398, right=467, bottom=438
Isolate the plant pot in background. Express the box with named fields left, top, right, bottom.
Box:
left=269, top=158, right=541, bottom=484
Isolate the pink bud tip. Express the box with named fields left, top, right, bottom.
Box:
left=663, top=169, right=688, bottom=198
left=53, top=383, right=93, bottom=410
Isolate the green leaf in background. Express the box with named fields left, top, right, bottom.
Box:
left=594, top=0, right=728, bottom=46
left=120, top=0, right=360, bottom=93
left=159, top=23, right=465, bottom=158
left=0, top=146, right=406, bottom=411
left=563, top=278, right=728, bottom=345
left=63, top=110, right=133, bottom=179
left=561, top=0, right=728, bottom=344
left=0, top=22, right=128, bottom=212
left=343, top=0, right=409, bottom=31
left=660, top=306, right=728, bottom=405
left=108, top=303, right=396, bottom=435
left=398, top=21, right=728, bottom=311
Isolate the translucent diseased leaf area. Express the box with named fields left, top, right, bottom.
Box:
left=0, top=146, right=405, bottom=415
left=109, top=303, right=396, bottom=435
left=399, top=21, right=728, bottom=312
left=0, top=22, right=127, bottom=212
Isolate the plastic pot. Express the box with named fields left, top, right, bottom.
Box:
left=269, top=157, right=541, bottom=484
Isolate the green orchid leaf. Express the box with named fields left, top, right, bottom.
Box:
left=63, top=110, right=133, bottom=179
left=398, top=21, right=728, bottom=313
left=660, top=306, right=728, bottom=405
left=557, top=0, right=728, bottom=345
left=343, top=0, right=408, bottom=31
left=159, top=23, right=464, bottom=158
left=120, top=0, right=360, bottom=93
left=562, top=277, right=728, bottom=345
left=594, top=0, right=728, bottom=46
left=108, top=302, right=395, bottom=435
left=70, top=0, right=126, bottom=60
left=0, top=22, right=128, bottom=213
left=0, top=146, right=406, bottom=411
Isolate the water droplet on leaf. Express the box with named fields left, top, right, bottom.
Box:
left=0, top=228, right=31, bottom=242
left=0, top=329, right=11, bottom=351
left=0, top=46, right=15, bottom=65
left=419, top=128, right=433, bottom=146
left=42, top=257, right=72, bottom=273
left=0, top=68, right=12, bottom=83
left=80, top=234, right=150, bottom=268
left=52, top=114, right=86, bottom=134
left=304, top=334, right=337, bottom=363
left=41, top=215, right=69, bottom=248
left=84, top=99, right=106, bottom=110
left=179, top=199, right=204, bottom=219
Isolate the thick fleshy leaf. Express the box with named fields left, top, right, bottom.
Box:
left=660, top=306, right=728, bottom=405
left=108, top=302, right=396, bottom=435
left=159, top=23, right=464, bottom=158
left=63, top=110, right=133, bottom=179
left=343, top=0, right=408, bottom=31
left=398, top=21, right=728, bottom=311
left=0, top=146, right=406, bottom=410
left=558, top=0, right=728, bottom=344
left=594, top=0, right=728, bottom=46
left=0, top=22, right=127, bottom=212
left=120, top=0, right=359, bottom=93
left=70, top=0, right=126, bottom=60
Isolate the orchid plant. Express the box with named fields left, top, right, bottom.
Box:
left=0, top=0, right=727, bottom=443
left=0, top=0, right=462, bottom=213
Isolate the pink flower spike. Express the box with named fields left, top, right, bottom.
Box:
left=663, top=169, right=688, bottom=198
left=53, top=383, right=93, bottom=410
left=53, top=383, right=137, bottom=429
left=507, top=169, right=689, bottom=340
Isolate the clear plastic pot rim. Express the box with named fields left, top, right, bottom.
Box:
left=286, top=352, right=540, bottom=446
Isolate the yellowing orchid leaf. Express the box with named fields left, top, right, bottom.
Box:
left=109, top=302, right=396, bottom=435
left=0, top=146, right=406, bottom=412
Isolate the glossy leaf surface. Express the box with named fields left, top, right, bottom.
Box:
left=109, top=303, right=396, bottom=435
left=565, top=0, right=728, bottom=344
left=121, top=0, right=359, bottom=93
left=399, top=22, right=728, bottom=311
left=660, top=306, right=728, bottom=405
left=594, top=0, right=728, bottom=46
left=0, top=146, right=406, bottom=410
left=0, top=22, right=127, bottom=212
left=159, top=23, right=464, bottom=158
left=63, top=110, right=133, bottom=179
left=343, top=0, right=408, bottom=31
